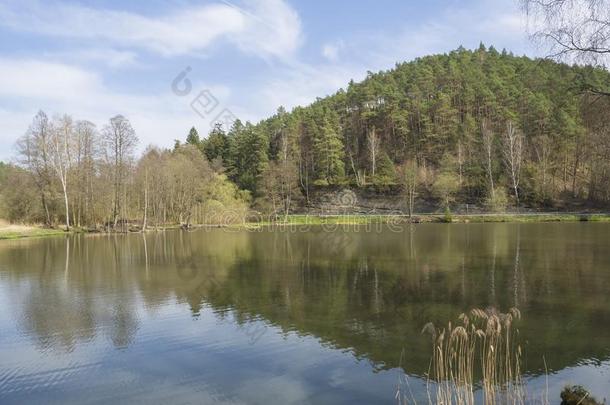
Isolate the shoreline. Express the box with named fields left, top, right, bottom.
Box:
left=0, top=226, right=68, bottom=240
left=240, top=213, right=610, bottom=228
left=2, top=213, right=610, bottom=241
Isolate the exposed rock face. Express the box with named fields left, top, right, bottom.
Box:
left=300, top=186, right=610, bottom=215
left=305, top=186, right=414, bottom=215
left=303, top=186, right=475, bottom=215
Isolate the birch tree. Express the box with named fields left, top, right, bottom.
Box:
left=521, top=1, right=610, bottom=64
left=103, top=115, right=138, bottom=230
left=367, top=126, right=380, bottom=178
left=49, top=115, right=73, bottom=231
left=502, top=121, right=524, bottom=205
left=16, top=111, right=54, bottom=226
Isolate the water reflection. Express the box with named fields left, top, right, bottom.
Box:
left=0, top=223, right=609, bottom=403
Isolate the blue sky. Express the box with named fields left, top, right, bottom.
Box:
left=0, top=0, right=537, bottom=160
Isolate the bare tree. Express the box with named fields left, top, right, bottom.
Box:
left=481, top=119, right=496, bottom=201
left=49, top=115, right=73, bottom=230
left=136, top=147, right=166, bottom=229
left=103, top=115, right=138, bottom=230
left=142, top=167, right=149, bottom=231
left=502, top=121, right=524, bottom=205
left=16, top=111, right=54, bottom=226
left=367, top=126, right=380, bottom=178
left=166, top=144, right=212, bottom=227
left=73, top=120, right=98, bottom=227
left=521, top=0, right=610, bottom=95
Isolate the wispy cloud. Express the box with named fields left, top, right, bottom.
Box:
left=0, top=58, right=103, bottom=102
left=0, top=0, right=302, bottom=59
left=0, top=0, right=536, bottom=161
left=0, top=57, right=231, bottom=159
left=44, top=49, right=140, bottom=69
left=250, top=0, right=533, bottom=117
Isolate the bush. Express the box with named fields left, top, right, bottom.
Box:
left=442, top=206, right=453, bottom=223
left=433, top=172, right=460, bottom=209
left=561, top=385, right=602, bottom=405
left=485, top=187, right=509, bottom=213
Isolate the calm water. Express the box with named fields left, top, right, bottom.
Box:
left=0, top=223, right=609, bottom=404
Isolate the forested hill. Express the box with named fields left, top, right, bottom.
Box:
left=197, top=45, right=610, bottom=211
left=3, top=46, right=610, bottom=228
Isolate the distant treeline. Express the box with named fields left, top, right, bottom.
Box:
left=1, top=46, right=610, bottom=228
left=0, top=114, right=249, bottom=230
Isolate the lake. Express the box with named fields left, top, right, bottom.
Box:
left=0, top=223, right=609, bottom=404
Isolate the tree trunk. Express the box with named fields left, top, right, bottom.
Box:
left=61, top=178, right=70, bottom=231
left=41, top=192, right=51, bottom=227
left=142, top=170, right=148, bottom=231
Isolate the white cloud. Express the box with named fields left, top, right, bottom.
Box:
left=0, top=58, right=232, bottom=158
left=240, top=0, right=535, bottom=122
left=0, top=0, right=302, bottom=59
left=227, top=0, right=303, bottom=59
left=0, top=59, right=102, bottom=102
left=45, top=49, right=139, bottom=69
left=0, top=0, right=538, bottom=162
left=256, top=61, right=363, bottom=114
left=383, top=0, right=531, bottom=61
left=0, top=109, right=36, bottom=161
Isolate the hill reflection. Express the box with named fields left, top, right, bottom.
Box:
left=1, top=223, right=609, bottom=378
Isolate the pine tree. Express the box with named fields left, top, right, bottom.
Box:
left=314, top=117, right=345, bottom=184
left=186, top=127, right=201, bottom=148
left=202, top=123, right=230, bottom=163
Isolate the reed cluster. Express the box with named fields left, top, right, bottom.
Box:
left=421, top=307, right=524, bottom=405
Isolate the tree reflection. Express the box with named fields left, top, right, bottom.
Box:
left=0, top=224, right=609, bottom=376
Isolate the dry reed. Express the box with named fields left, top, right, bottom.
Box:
left=421, top=307, right=524, bottom=405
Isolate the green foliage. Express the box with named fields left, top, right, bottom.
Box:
left=222, top=46, right=610, bottom=210
left=202, top=173, right=250, bottom=224
left=226, top=121, right=269, bottom=194
left=186, top=127, right=201, bottom=148
left=433, top=156, right=461, bottom=208
left=314, top=117, right=345, bottom=183
left=202, top=124, right=230, bottom=163
left=442, top=206, right=453, bottom=223
left=485, top=187, right=509, bottom=213
left=433, top=172, right=460, bottom=208
left=6, top=46, right=610, bottom=226
left=373, top=152, right=396, bottom=184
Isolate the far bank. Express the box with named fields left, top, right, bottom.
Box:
left=3, top=213, right=610, bottom=241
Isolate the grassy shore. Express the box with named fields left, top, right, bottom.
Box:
left=446, top=213, right=610, bottom=223
left=2, top=213, right=609, bottom=240
left=0, top=224, right=67, bottom=240
left=243, top=213, right=610, bottom=227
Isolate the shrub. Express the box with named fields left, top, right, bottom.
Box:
left=485, top=187, right=509, bottom=213
left=443, top=207, right=453, bottom=223
left=561, top=385, right=602, bottom=405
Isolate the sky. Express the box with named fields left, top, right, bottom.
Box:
left=0, top=0, right=539, bottom=161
